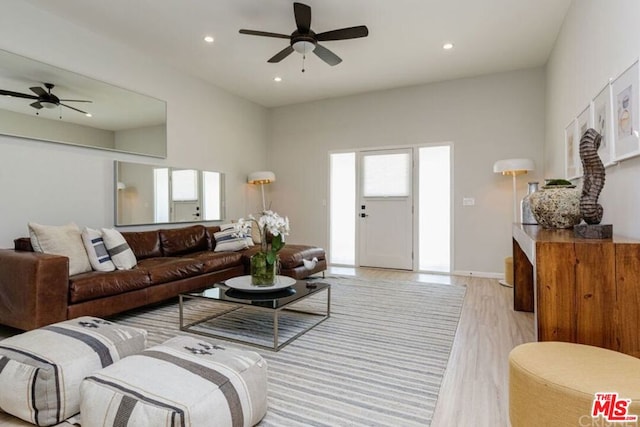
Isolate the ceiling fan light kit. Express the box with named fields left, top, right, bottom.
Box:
left=239, top=2, right=368, bottom=71
left=0, top=82, right=92, bottom=117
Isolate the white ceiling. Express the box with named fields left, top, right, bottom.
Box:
left=24, top=0, right=571, bottom=108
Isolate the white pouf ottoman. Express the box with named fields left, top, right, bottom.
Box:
left=81, top=335, right=268, bottom=427
left=0, top=316, right=147, bottom=426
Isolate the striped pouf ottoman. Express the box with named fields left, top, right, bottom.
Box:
left=0, top=317, right=147, bottom=426
left=80, top=335, right=268, bottom=427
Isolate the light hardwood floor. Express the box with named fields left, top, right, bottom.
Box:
left=0, top=267, right=534, bottom=427
left=329, top=266, right=535, bottom=427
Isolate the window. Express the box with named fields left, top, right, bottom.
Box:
left=419, top=146, right=451, bottom=272
left=329, top=152, right=356, bottom=265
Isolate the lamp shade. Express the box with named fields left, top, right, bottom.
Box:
left=247, top=171, right=276, bottom=184
left=493, top=158, right=535, bottom=176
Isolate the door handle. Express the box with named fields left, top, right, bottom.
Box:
left=360, top=213, right=369, bottom=218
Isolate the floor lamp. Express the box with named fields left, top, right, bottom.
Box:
left=247, top=171, right=276, bottom=212
left=493, top=158, right=535, bottom=287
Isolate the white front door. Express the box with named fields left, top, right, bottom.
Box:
left=358, top=149, right=413, bottom=270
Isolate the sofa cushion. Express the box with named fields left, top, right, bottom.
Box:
left=277, top=245, right=326, bottom=269
left=187, top=251, right=244, bottom=273
left=69, top=269, right=152, bottom=303
left=241, top=245, right=326, bottom=270
left=0, top=317, right=146, bottom=426
left=121, top=229, right=162, bottom=260
left=137, top=257, right=204, bottom=285
left=13, top=237, right=33, bottom=251
left=101, top=228, right=137, bottom=270
left=80, top=335, right=267, bottom=427
left=28, top=222, right=92, bottom=276
left=160, top=225, right=208, bottom=256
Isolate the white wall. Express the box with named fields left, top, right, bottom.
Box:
left=0, top=108, right=115, bottom=148
left=0, top=0, right=268, bottom=247
left=115, top=124, right=165, bottom=157
left=546, top=0, right=640, bottom=239
left=269, top=68, right=545, bottom=274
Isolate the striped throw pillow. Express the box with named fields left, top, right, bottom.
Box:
left=101, top=228, right=137, bottom=270
left=81, top=227, right=116, bottom=272
left=213, top=228, right=249, bottom=252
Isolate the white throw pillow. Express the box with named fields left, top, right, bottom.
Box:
left=81, top=227, right=116, bottom=272
left=213, top=228, right=249, bottom=252
left=220, top=222, right=255, bottom=246
left=101, top=228, right=137, bottom=270
left=28, top=222, right=92, bottom=276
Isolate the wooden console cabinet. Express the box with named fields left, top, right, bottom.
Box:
left=512, top=224, right=640, bottom=357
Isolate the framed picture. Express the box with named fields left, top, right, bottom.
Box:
left=565, top=119, right=580, bottom=179
left=612, top=60, right=640, bottom=161
left=592, top=83, right=615, bottom=166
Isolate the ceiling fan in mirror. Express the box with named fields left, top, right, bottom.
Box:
left=239, top=2, right=369, bottom=72
left=0, top=82, right=92, bottom=117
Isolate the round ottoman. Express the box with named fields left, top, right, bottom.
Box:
left=509, top=342, right=640, bottom=426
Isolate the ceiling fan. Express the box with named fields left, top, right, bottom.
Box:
left=0, top=82, right=92, bottom=115
left=239, top=2, right=369, bottom=68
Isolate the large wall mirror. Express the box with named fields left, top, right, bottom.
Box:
left=115, top=161, right=225, bottom=226
left=0, top=49, right=166, bottom=157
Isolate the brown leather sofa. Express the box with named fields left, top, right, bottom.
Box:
left=0, top=224, right=326, bottom=331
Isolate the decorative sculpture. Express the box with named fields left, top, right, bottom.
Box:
left=579, top=128, right=605, bottom=224
left=574, top=128, right=612, bottom=238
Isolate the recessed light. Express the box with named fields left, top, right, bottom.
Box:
left=443, top=42, right=454, bottom=50
left=204, top=36, right=214, bottom=43
left=85, top=113, right=92, bottom=117
left=274, top=77, right=282, bottom=82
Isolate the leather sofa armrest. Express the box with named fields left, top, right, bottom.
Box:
left=0, top=249, right=69, bottom=330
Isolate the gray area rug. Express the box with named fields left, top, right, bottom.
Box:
left=110, top=275, right=467, bottom=427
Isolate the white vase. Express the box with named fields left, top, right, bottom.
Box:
left=521, top=182, right=539, bottom=225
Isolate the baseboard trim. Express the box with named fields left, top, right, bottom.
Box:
left=452, top=270, right=503, bottom=279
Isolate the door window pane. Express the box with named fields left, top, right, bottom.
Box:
left=202, top=171, right=221, bottom=220
left=330, top=152, right=356, bottom=265
left=363, top=153, right=411, bottom=197
left=419, top=146, right=450, bottom=272
left=154, top=168, right=169, bottom=223
left=171, top=169, right=198, bottom=201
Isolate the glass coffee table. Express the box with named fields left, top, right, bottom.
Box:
left=179, top=276, right=330, bottom=351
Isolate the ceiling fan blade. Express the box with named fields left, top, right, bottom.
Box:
left=30, top=101, right=43, bottom=109
left=60, top=103, right=88, bottom=114
left=316, top=25, right=369, bottom=41
left=294, top=2, right=311, bottom=33
left=0, top=89, right=38, bottom=99
left=29, top=86, right=48, bottom=96
left=313, top=43, right=342, bottom=66
left=268, top=45, right=294, bottom=63
left=59, top=99, right=93, bottom=103
left=239, top=29, right=289, bottom=39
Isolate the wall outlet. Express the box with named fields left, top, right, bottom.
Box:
left=463, top=197, right=475, bottom=206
